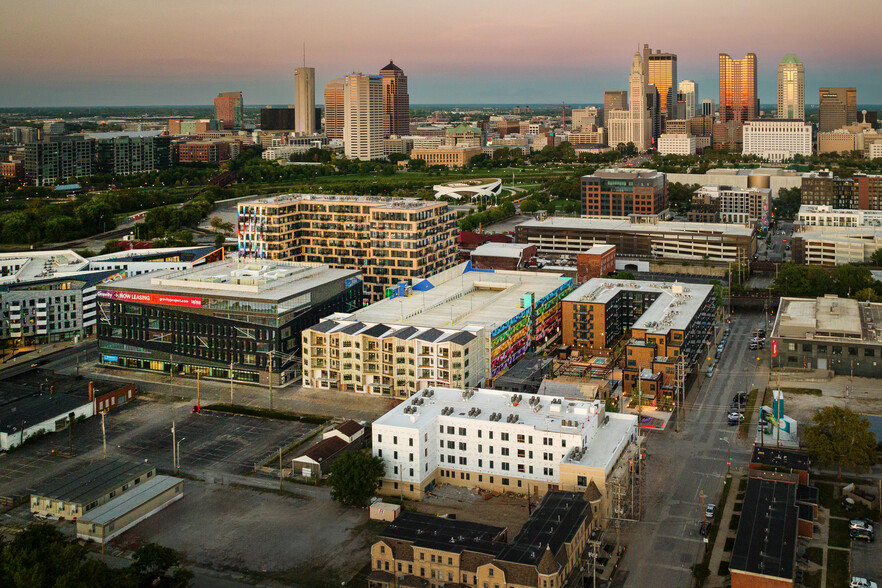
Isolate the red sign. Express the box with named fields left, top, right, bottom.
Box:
left=771, top=339, right=778, bottom=357
left=99, top=289, right=202, bottom=308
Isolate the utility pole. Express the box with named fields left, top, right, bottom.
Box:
left=171, top=420, right=176, bottom=469
left=279, top=447, right=283, bottom=490
left=230, top=361, right=234, bottom=404
left=267, top=353, right=274, bottom=411
left=101, top=410, right=107, bottom=459
left=196, top=370, right=201, bottom=412
left=68, top=412, right=75, bottom=456
left=700, top=489, right=706, bottom=523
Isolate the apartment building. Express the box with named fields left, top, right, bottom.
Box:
left=301, top=264, right=573, bottom=394
left=795, top=204, right=882, bottom=228
left=25, top=136, right=94, bottom=186
left=742, top=120, right=812, bottom=162
left=581, top=168, right=667, bottom=218
left=344, top=73, right=384, bottom=160
left=369, top=492, right=594, bottom=588
left=371, top=386, right=637, bottom=519
left=692, top=185, right=771, bottom=229
left=88, top=131, right=172, bottom=175
left=561, top=278, right=715, bottom=395
left=237, top=194, right=457, bottom=301
left=516, top=216, right=756, bottom=263
left=801, top=172, right=856, bottom=208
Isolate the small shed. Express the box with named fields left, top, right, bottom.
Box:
left=369, top=501, right=401, bottom=522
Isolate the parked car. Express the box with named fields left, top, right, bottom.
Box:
left=706, top=366, right=714, bottom=377
left=850, top=578, right=878, bottom=588
left=849, top=519, right=875, bottom=532
left=733, top=392, right=748, bottom=404
left=850, top=528, right=875, bottom=542
left=698, top=521, right=711, bottom=537
left=705, top=504, right=716, bottom=519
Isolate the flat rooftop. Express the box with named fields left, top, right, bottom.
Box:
left=518, top=216, right=755, bottom=236
left=374, top=387, right=636, bottom=474
left=79, top=475, right=182, bottom=525
left=582, top=244, right=616, bottom=255
left=498, top=491, right=590, bottom=567
left=564, top=278, right=714, bottom=334
left=333, top=264, right=570, bottom=332
left=471, top=243, right=533, bottom=259
left=774, top=295, right=882, bottom=343
left=380, top=510, right=505, bottom=556
left=239, top=193, right=446, bottom=210
left=729, top=476, right=798, bottom=581
left=0, top=250, right=89, bottom=285
left=88, top=246, right=219, bottom=263
left=751, top=447, right=810, bottom=471
left=99, top=259, right=359, bottom=304
left=0, top=392, right=89, bottom=436
left=589, top=167, right=663, bottom=180
left=33, top=459, right=155, bottom=505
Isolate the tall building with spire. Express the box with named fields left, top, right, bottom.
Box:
left=294, top=66, right=316, bottom=134
left=719, top=53, right=757, bottom=124
left=379, top=61, right=410, bottom=138
left=777, top=54, right=805, bottom=120
left=607, top=51, right=653, bottom=152
left=643, top=44, right=677, bottom=119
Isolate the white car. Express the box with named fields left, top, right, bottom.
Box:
left=850, top=578, right=878, bottom=588
left=705, top=504, right=716, bottom=519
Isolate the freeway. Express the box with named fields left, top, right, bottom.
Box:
left=618, top=310, right=767, bottom=587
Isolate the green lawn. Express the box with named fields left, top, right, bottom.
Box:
left=805, top=546, right=824, bottom=566
left=826, top=550, right=850, bottom=587
left=828, top=518, right=851, bottom=549
left=739, top=389, right=760, bottom=436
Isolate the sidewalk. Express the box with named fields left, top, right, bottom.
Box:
left=706, top=469, right=744, bottom=587
left=0, top=336, right=94, bottom=368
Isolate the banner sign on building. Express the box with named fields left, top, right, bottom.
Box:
left=98, top=290, right=202, bottom=308
left=771, top=339, right=777, bottom=357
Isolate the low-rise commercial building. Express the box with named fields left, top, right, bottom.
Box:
left=742, top=120, right=812, bottom=162
left=98, top=260, right=363, bottom=386
left=86, top=246, right=224, bottom=277
left=410, top=146, right=483, bottom=168
left=576, top=244, right=616, bottom=283
left=291, top=419, right=365, bottom=477
left=30, top=459, right=156, bottom=519
left=771, top=295, right=882, bottom=377
left=369, top=491, right=594, bottom=588
left=76, top=475, right=184, bottom=543
left=469, top=243, right=537, bottom=271
left=796, top=204, right=882, bottom=228
left=371, top=386, right=637, bottom=523
left=561, top=278, right=715, bottom=395
left=302, top=264, right=573, bottom=394
left=515, top=216, right=756, bottom=263
left=237, top=194, right=457, bottom=301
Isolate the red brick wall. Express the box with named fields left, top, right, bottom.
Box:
left=731, top=570, right=792, bottom=588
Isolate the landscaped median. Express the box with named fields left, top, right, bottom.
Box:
left=203, top=403, right=329, bottom=425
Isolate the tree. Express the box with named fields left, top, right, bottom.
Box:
left=209, top=216, right=234, bottom=235
left=803, top=406, right=877, bottom=479
left=615, top=271, right=636, bottom=280
left=131, top=543, right=193, bottom=587
left=871, top=248, right=882, bottom=266
left=328, top=451, right=385, bottom=507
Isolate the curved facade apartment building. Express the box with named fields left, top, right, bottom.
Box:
left=237, top=194, right=457, bottom=301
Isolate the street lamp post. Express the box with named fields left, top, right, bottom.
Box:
left=176, top=438, right=185, bottom=469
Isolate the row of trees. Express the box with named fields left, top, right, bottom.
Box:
left=771, top=262, right=881, bottom=300
left=0, top=524, right=191, bottom=587
left=458, top=199, right=516, bottom=232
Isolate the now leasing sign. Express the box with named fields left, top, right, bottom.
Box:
left=98, top=290, right=202, bottom=308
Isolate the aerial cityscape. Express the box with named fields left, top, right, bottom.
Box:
left=1, top=1, right=882, bottom=587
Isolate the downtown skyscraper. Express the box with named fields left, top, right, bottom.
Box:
left=324, top=78, right=345, bottom=139
left=607, top=51, right=652, bottom=152
left=819, top=87, right=857, bottom=132
left=214, top=91, right=243, bottom=129
left=777, top=54, right=805, bottom=120
left=294, top=66, right=316, bottom=134
left=379, top=61, right=410, bottom=138
left=719, top=53, right=757, bottom=124
left=678, top=80, right=698, bottom=120
left=643, top=44, right=677, bottom=119
left=343, top=73, right=384, bottom=160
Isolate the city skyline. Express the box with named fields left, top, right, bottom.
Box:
left=1, top=0, right=881, bottom=107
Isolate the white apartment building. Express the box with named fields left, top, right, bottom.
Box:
left=796, top=205, right=882, bottom=228
left=372, top=386, right=637, bottom=523
left=742, top=120, right=812, bottom=162
left=343, top=73, right=384, bottom=160
left=658, top=133, right=696, bottom=155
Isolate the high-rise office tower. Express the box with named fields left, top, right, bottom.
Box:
left=214, top=91, right=243, bottom=129
left=777, top=54, right=805, bottom=121
left=818, top=87, right=857, bottom=132
left=643, top=44, right=677, bottom=119
left=324, top=78, right=345, bottom=139
left=379, top=61, right=410, bottom=138
left=294, top=67, right=316, bottom=134
left=606, top=53, right=651, bottom=151
left=604, top=91, right=628, bottom=113
left=702, top=99, right=715, bottom=117
left=343, top=73, right=384, bottom=160
left=678, top=80, right=698, bottom=120
left=719, top=53, right=757, bottom=124
left=647, top=84, right=661, bottom=140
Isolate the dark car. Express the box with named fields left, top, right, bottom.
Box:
left=699, top=521, right=711, bottom=537
left=733, top=392, right=748, bottom=404
left=850, top=528, right=875, bottom=542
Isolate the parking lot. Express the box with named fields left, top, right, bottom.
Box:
left=851, top=531, right=882, bottom=586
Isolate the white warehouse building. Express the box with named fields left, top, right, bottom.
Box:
left=372, top=386, right=637, bottom=525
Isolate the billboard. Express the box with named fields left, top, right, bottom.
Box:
left=98, top=289, right=202, bottom=308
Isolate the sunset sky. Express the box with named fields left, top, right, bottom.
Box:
left=2, top=0, right=880, bottom=107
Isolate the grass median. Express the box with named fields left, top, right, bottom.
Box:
left=204, top=403, right=329, bottom=425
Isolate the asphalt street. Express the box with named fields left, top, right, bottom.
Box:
left=617, top=310, right=766, bottom=587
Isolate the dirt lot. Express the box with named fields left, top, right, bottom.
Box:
left=763, top=372, right=882, bottom=425
left=408, top=483, right=533, bottom=533
left=118, top=479, right=376, bottom=587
